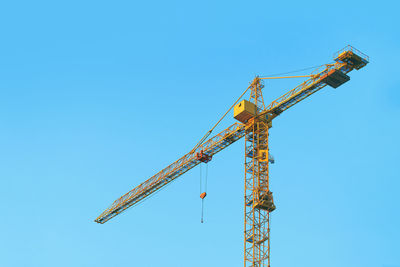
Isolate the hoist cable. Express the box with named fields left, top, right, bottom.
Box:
left=205, top=164, right=208, bottom=192
left=199, top=164, right=202, bottom=195
left=201, top=198, right=205, bottom=223
left=199, top=163, right=209, bottom=224
left=200, top=163, right=204, bottom=223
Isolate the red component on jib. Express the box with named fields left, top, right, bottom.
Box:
left=196, top=150, right=212, bottom=163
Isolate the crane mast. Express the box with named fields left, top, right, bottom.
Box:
left=244, top=79, right=272, bottom=266
left=95, top=45, right=369, bottom=267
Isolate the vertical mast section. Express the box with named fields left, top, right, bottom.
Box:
left=245, top=77, right=274, bottom=267
left=249, top=77, right=266, bottom=112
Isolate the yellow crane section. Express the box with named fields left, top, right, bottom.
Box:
left=95, top=45, right=369, bottom=267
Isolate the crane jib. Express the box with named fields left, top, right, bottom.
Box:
left=95, top=123, right=246, bottom=223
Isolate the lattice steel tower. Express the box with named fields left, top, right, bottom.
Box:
left=244, top=78, right=274, bottom=266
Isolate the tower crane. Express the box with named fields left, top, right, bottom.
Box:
left=95, top=45, right=369, bottom=267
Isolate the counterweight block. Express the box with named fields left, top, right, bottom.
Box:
left=320, top=69, right=350, bottom=88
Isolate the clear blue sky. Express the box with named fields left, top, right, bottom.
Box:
left=0, top=1, right=399, bottom=267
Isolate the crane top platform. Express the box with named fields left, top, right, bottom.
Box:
left=334, top=45, right=369, bottom=70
